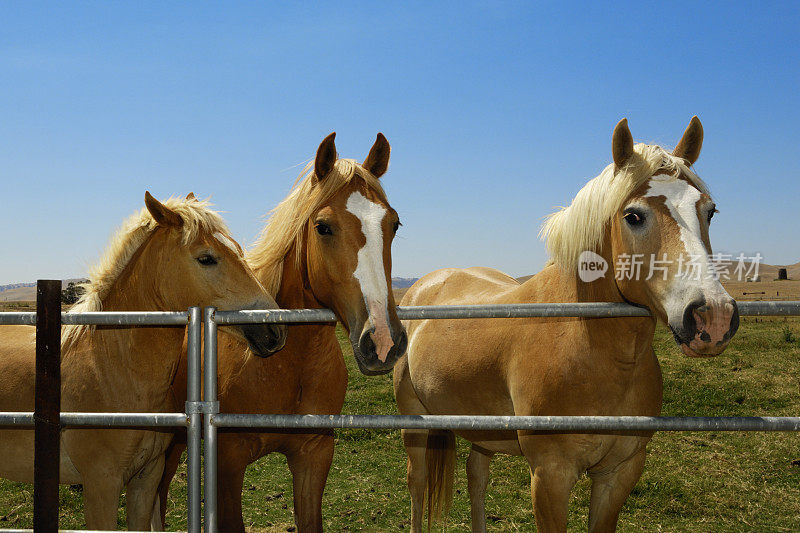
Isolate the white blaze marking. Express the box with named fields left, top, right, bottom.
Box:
left=346, top=191, right=393, bottom=362
left=644, top=177, right=728, bottom=321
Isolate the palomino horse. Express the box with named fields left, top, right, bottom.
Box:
left=0, top=193, right=286, bottom=530
left=394, top=117, right=739, bottom=532
left=159, top=133, right=406, bottom=531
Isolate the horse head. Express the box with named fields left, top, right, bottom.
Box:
left=608, top=118, right=739, bottom=356
left=143, top=192, right=287, bottom=356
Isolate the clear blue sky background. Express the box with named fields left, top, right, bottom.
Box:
left=1, top=1, right=798, bottom=284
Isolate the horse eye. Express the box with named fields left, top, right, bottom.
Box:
left=707, top=208, right=717, bottom=224
left=315, top=223, right=333, bottom=236
left=624, top=211, right=645, bottom=227
left=196, top=254, right=218, bottom=266
left=393, top=221, right=402, bottom=234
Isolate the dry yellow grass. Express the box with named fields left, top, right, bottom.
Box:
left=722, top=280, right=800, bottom=301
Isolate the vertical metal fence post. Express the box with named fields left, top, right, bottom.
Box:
left=34, top=279, right=61, bottom=532
left=203, top=307, right=219, bottom=533
left=186, top=307, right=201, bottom=533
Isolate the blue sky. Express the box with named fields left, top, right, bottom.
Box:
left=1, top=2, right=798, bottom=284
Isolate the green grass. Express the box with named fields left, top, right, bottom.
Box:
left=2, top=319, right=800, bottom=531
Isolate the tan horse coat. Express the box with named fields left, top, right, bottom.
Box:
left=394, top=118, right=739, bottom=533
left=0, top=194, right=283, bottom=530
left=159, top=133, right=406, bottom=532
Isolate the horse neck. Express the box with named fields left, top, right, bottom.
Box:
left=83, top=252, right=185, bottom=404
left=270, top=243, right=342, bottom=354
left=272, top=242, right=325, bottom=310
left=515, top=243, right=656, bottom=364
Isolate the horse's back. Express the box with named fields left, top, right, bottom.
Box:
left=401, top=267, right=520, bottom=308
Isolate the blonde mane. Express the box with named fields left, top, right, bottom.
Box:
left=248, top=159, right=387, bottom=295
left=63, top=196, right=233, bottom=350
left=539, top=143, right=710, bottom=271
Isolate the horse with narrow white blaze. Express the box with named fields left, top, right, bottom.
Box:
left=158, top=133, right=406, bottom=532
left=394, top=117, right=739, bottom=533
left=0, top=192, right=285, bottom=531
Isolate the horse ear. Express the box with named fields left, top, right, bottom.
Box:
left=612, top=118, right=634, bottom=169
left=673, top=116, right=704, bottom=165
left=145, top=191, right=183, bottom=227
left=363, top=133, right=391, bottom=178
left=185, top=192, right=197, bottom=201
left=314, top=132, right=337, bottom=182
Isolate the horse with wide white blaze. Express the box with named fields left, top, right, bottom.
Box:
left=0, top=193, right=285, bottom=530
left=394, top=117, right=738, bottom=532
left=158, top=132, right=406, bottom=532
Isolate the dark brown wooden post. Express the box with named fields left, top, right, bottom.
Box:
left=34, top=280, right=61, bottom=532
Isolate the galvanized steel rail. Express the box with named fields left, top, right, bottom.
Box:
left=211, top=413, right=800, bottom=432
left=0, top=412, right=188, bottom=428
left=2, top=298, right=800, bottom=532
left=212, top=300, right=800, bottom=324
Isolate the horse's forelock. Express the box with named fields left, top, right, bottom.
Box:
left=540, top=144, right=710, bottom=272
left=247, top=158, right=387, bottom=295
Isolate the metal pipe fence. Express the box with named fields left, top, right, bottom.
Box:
left=202, top=299, right=800, bottom=532
left=1, top=297, right=799, bottom=532
left=0, top=300, right=202, bottom=533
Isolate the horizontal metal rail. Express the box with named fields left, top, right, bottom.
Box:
left=1, top=530, right=188, bottom=533
left=212, top=413, right=800, bottom=432
left=0, top=311, right=189, bottom=326
left=0, top=313, right=36, bottom=325
left=213, top=300, right=800, bottom=324
left=2, top=301, right=797, bottom=327
left=0, top=530, right=183, bottom=533
left=0, top=412, right=188, bottom=427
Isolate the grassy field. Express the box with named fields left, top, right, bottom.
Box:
left=1, top=312, right=800, bottom=531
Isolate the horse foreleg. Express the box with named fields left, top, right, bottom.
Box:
left=126, top=454, right=166, bottom=531
left=156, top=439, right=185, bottom=527
left=525, top=457, right=580, bottom=533
left=217, top=436, right=251, bottom=533
left=83, top=473, right=124, bottom=530
left=466, top=445, right=493, bottom=533
left=587, top=448, right=647, bottom=533
left=402, top=428, right=429, bottom=533
left=286, top=432, right=334, bottom=533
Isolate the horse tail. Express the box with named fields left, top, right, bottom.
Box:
left=426, top=429, right=456, bottom=529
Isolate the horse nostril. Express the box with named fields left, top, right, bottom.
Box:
left=359, top=331, right=376, bottom=355
left=271, top=324, right=285, bottom=338
left=269, top=325, right=287, bottom=349
left=682, top=298, right=705, bottom=339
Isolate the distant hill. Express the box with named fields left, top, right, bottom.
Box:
left=0, top=282, right=35, bottom=293
left=392, top=277, right=419, bottom=289
left=0, top=279, right=88, bottom=302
